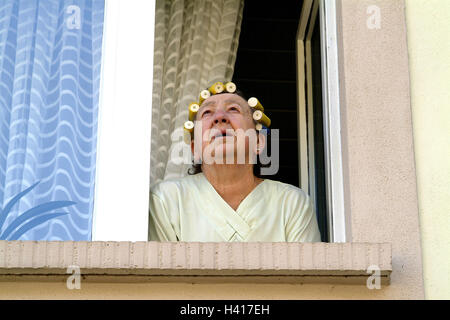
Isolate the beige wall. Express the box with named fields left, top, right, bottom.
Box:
left=0, top=0, right=425, bottom=299
left=405, top=0, right=450, bottom=300
left=336, top=0, right=423, bottom=299
left=0, top=281, right=403, bottom=300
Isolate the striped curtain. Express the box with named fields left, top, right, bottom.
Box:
left=0, top=0, right=104, bottom=240
left=151, top=0, right=244, bottom=184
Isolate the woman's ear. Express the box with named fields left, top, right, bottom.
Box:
left=255, top=131, right=266, bottom=155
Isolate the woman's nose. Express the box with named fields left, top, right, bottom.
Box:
left=213, top=110, right=228, bottom=124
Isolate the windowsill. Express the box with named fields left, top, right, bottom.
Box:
left=0, top=241, right=391, bottom=284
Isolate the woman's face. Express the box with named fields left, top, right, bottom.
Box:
left=191, top=93, right=263, bottom=165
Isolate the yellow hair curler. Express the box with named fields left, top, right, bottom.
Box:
left=186, top=83, right=271, bottom=140
left=252, top=110, right=271, bottom=128
left=188, top=102, right=200, bottom=121
left=209, top=82, right=225, bottom=95
left=184, top=120, right=194, bottom=133
left=248, top=97, right=264, bottom=112
left=225, top=82, right=236, bottom=93
left=183, top=120, right=194, bottom=144
left=199, top=89, right=211, bottom=105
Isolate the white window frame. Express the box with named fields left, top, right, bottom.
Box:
left=92, top=0, right=155, bottom=241
left=297, top=0, right=346, bottom=242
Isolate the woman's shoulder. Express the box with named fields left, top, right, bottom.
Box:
left=262, top=178, right=309, bottom=200
left=262, top=179, right=313, bottom=222
left=150, top=173, right=201, bottom=198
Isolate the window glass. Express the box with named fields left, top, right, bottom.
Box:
left=0, top=0, right=104, bottom=240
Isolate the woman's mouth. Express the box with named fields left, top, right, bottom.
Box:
left=209, top=128, right=235, bottom=141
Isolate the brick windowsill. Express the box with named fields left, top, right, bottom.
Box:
left=0, top=241, right=391, bottom=284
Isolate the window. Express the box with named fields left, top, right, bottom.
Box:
left=0, top=0, right=346, bottom=242
left=0, top=0, right=106, bottom=241
left=0, top=0, right=155, bottom=241
left=232, top=0, right=346, bottom=242
left=297, top=0, right=329, bottom=242
left=297, top=0, right=346, bottom=242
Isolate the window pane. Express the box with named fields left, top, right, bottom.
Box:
left=0, top=0, right=104, bottom=240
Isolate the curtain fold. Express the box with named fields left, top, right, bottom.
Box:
left=151, top=0, right=244, bottom=184
left=0, top=0, right=104, bottom=240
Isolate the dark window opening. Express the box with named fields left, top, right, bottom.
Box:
left=233, top=1, right=328, bottom=242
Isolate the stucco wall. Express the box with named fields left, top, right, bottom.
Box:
left=405, top=0, right=450, bottom=300
left=0, top=281, right=397, bottom=300
left=336, top=0, right=424, bottom=299
left=0, top=0, right=425, bottom=299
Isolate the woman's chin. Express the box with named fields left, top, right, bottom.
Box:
left=201, top=139, right=252, bottom=165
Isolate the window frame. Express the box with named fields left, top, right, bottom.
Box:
left=297, top=0, right=347, bottom=243
left=91, top=0, right=155, bottom=241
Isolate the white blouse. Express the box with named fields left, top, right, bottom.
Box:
left=148, top=172, right=321, bottom=242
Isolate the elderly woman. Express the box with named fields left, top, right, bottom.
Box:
left=148, top=82, right=321, bottom=242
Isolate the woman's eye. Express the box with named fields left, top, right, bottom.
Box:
left=201, top=110, right=211, bottom=117
left=228, top=106, right=239, bottom=112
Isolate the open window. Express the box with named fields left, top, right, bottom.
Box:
left=0, top=0, right=346, bottom=243
left=232, top=0, right=346, bottom=242
left=298, top=0, right=347, bottom=242
left=297, top=0, right=329, bottom=242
